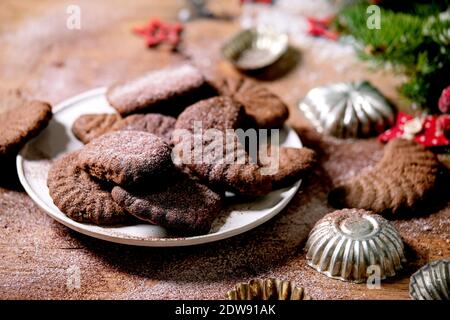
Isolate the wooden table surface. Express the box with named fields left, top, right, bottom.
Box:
left=0, top=0, right=448, bottom=300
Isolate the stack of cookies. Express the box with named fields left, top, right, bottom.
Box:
left=47, top=64, right=316, bottom=235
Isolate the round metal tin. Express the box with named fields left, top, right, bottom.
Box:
left=226, top=278, right=311, bottom=300
left=305, top=208, right=406, bottom=283
left=410, top=259, right=450, bottom=300
left=299, top=81, right=395, bottom=139
left=222, top=28, right=288, bottom=70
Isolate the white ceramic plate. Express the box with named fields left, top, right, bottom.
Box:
left=17, top=87, right=302, bottom=247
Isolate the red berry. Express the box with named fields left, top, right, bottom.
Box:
left=438, top=86, right=450, bottom=114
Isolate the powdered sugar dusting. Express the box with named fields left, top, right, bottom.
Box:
left=240, top=2, right=358, bottom=75
left=1, top=0, right=448, bottom=300
left=110, top=64, right=204, bottom=101
left=2, top=128, right=449, bottom=299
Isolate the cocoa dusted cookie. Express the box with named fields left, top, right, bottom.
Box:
left=72, top=113, right=176, bottom=144
left=260, top=147, right=316, bottom=189
left=174, top=96, right=245, bottom=133
left=173, top=96, right=272, bottom=195
left=111, top=171, right=222, bottom=235
left=47, top=151, right=129, bottom=225
left=0, top=100, right=52, bottom=158
left=217, top=77, right=289, bottom=128
left=112, top=114, right=176, bottom=144
left=329, top=139, right=442, bottom=215
left=106, top=64, right=217, bottom=116
left=77, top=131, right=173, bottom=186
left=173, top=97, right=315, bottom=195
left=72, top=113, right=122, bottom=144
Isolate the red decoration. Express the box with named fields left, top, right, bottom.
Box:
left=133, top=18, right=183, bottom=48
left=438, top=86, right=450, bottom=114
left=240, top=0, right=273, bottom=4
left=438, top=114, right=450, bottom=139
left=306, top=16, right=339, bottom=40
left=378, top=112, right=450, bottom=147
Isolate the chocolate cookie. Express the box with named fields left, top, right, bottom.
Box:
left=217, top=77, right=289, bottom=128
left=77, top=131, right=173, bottom=186
left=173, top=97, right=272, bottom=195
left=72, top=113, right=176, bottom=144
left=111, top=172, right=222, bottom=235
left=329, top=139, right=442, bottom=215
left=174, top=96, right=245, bottom=132
left=0, top=100, right=52, bottom=158
left=47, top=151, right=129, bottom=225
left=112, top=114, right=176, bottom=144
left=261, top=147, right=316, bottom=189
left=72, top=113, right=122, bottom=144
left=106, top=64, right=217, bottom=116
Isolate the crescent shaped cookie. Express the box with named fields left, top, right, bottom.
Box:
left=173, top=97, right=315, bottom=195
left=47, top=151, right=129, bottom=225
left=263, top=147, right=317, bottom=189
left=173, top=96, right=271, bottom=195
left=217, top=77, right=289, bottom=128
left=329, top=139, right=442, bottom=215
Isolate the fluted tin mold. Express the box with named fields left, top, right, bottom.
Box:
left=299, top=81, right=395, bottom=138
left=222, top=28, right=288, bottom=70
left=226, top=278, right=311, bottom=300
left=305, top=208, right=406, bottom=283
left=410, top=259, right=450, bottom=300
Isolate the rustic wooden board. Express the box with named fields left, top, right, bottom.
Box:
left=0, top=0, right=448, bottom=300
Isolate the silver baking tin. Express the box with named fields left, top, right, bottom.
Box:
left=305, top=208, right=406, bottom=283
left=299, top=81, right=395, bottom=138
left=222, top=27, right=288, bottom=70
left=410, top=259, right=450, bottom=300
left=226, top=278, right=311, bottom=300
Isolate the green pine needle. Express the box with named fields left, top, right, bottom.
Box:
left=335, top=2, right=450, bottom=112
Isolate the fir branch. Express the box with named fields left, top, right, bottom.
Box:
left=335, top=2, right=450, bottom=112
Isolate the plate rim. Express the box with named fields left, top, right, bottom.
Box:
left=16, top=87, right=302, bottom=247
